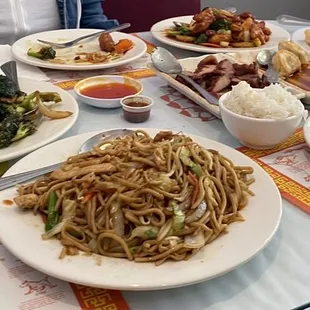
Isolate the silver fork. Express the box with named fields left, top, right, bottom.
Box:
left=37, top=23, right=131, bottom=48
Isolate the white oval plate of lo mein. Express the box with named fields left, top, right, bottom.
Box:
left=0, top=129, right=282, bottom=290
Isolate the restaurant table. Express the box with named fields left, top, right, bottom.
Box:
left=1, top=22, right=310, bottom=310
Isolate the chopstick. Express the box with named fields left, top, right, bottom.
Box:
left=292, top=302, right=310, bottom=310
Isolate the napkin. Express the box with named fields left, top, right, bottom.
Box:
left=0, top=45, right=48, bottom=81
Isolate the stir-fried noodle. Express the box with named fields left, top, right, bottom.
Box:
left=14, top=130, right=255, bottom=265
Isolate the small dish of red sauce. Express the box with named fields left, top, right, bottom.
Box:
left=121, top=95, right=154, bottom=123
left=74, top=75, right=143, bottom=109
left=80, top=83, right=138, bottom=99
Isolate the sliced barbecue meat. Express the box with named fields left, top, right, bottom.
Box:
left=213, top=59, right=235, bottom=78
left=233, top=62, right=258, bottom=76
left=197, top=55, right=218, bottom=70
left=192, top=65, right=217, bottom=79
left=237, top=74, right=261, bottom=88
left=208, top=75, right=231, bottom=93
left=260, top=74, right=271, bottom=87
left=231, top=77, right=242, bottom=85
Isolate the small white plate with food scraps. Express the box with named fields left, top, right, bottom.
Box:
left=0, top=78, right=79, bottom=162
left=0, top=129, right=282, bottom=290
left=151, top=15, right=290, bottom=54
left=12, top=29, right=147, bottom=71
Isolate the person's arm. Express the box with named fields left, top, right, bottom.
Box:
left=81, top=0, right=119, bottom=29
left=56, top=0, right=119, bottom=30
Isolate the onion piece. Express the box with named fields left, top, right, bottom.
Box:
left=185, top=201, right=207, bottom=224
left=36, top=95, right=72, bottom=119
left=88, top=238, right=98, bottom=252
left=41, top=199, right=77, bottom=240
left=184, top=230, right=205, bottom=249
left=42, top=221, right=66, bottom=240
left=128, top=226, right=159, bottom=241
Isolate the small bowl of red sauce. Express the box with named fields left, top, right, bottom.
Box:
left=121, top=95, right=154, bottom=123
left=74, top=75, right=143, bottom=108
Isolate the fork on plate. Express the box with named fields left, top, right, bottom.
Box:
left=37, top=23, right=131, bottom=48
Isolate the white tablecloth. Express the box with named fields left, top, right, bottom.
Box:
left=2, top=22, right=310, bottom=310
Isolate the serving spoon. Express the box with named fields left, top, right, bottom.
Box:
left=151, top=47, right=219, bottom=105
left=0, top=129, right=134, bottom=191
left=277, top=14, right=310, bottom=26
left=256, top=50, right=279, bottom=83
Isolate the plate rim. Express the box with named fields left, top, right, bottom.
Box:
left=303, top=117, right=310, bottom=147
left=0, top=78, right=79, bottom=162
left=151, top=16, right=291, bottom=53
left=0, top=129, right=283, bottom=290
left=11, top=29, right=147, bottom=71
left=291, top=27, right=310, bottom=50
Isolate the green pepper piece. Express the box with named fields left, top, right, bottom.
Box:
left=45, top=191, right=59, bottom=232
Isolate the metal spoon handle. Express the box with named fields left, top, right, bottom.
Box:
left=1, top=61, right=20, bottom=90
left=277, top=14, right=310, bottom=26
left=0, top=162, right=64, bottom=191
left=71, top=23, right=131, bottom=44
left=178, top=73, right=219, bottom=105
left=38, top=23, right=131, bottom=47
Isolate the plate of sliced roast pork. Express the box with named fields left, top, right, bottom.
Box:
left=157, top=53, right=305, bottom=118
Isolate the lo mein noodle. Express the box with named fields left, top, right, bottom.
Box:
left=14, top=130, right=255, bottom=266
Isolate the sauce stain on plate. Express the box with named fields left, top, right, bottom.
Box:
left=2, top=199, right=13, bottom=206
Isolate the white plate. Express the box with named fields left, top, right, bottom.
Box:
left=292, top=27, right=310, bottom=53
left=0, top=78, right=78, bottom=162
left=304, top=117, right=310, bottom=147
left=151, top=16, right=290, bottom=54
left=12, top=29, right=147, bottom=71
left=0, top=129, right=282, bottom=290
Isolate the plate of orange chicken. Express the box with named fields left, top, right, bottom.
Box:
left=151, top=8, right=290, bottom=53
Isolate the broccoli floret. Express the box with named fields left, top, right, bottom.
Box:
left=195, top=34, right=208, bottom=44
left=0, top=104, right=19, bottom=122
left=27, top=47, right=56, bottom=60
left=209, top=19, right=231, bottom=31
left=0, top=115, right=21, bottom=148
left=0, top=75, right=19, bottom=99
left=19, top=92, right=38, bottom=112
left=39, top=92, right=62, bottom=103
left=11, top=121, right=36, bottom=142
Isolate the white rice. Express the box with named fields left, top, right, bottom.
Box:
left=223, top=81, right=304, bottom=119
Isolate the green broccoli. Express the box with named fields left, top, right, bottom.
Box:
left=168, top=23, right=192, bottom=37
left=0, top=104, right=19, bottom=122
left=195, top=34, right=208, bottom=44
left=0, top=115, right=21, bottom=148
left=27, top=46, right=56, bottom=60
left=11, top=120, right=36, bottom=142
left=39, top=92, right=62, bottom=103
left=19, top=92, right=38, bottom=112
left=0, top=75, right=20, bottom=99
left=209, top=19, right=231, bottom=31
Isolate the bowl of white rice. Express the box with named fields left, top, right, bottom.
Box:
left=219, top=81, right=308, bottom=149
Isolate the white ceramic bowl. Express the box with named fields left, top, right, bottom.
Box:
left=219, top=92, right=307, bottom=150
left=303, top=117, right=310, bottom=148
left=74, top=75, right=143, bottom=108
